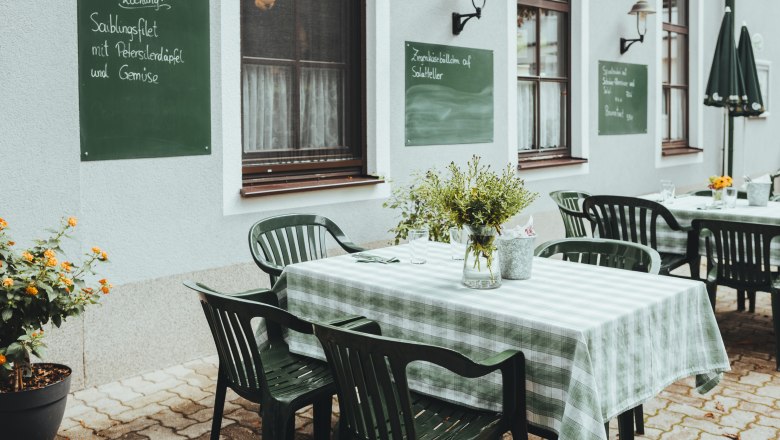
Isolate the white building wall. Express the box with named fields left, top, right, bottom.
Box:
left=1, top=0, right=779, bottom=389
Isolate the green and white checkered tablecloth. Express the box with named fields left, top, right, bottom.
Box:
left=644, top=195, right=780, bottom=263
left=282, top=242, right=729, bottom=440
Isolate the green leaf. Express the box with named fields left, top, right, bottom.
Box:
left=1, top=309, right=11, bottom=322
left=52, top=314, right=62, bottom=327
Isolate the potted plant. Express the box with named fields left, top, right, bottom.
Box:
left=708, top=175, right=733, bottom=206
left=429, top=156, right=537, bottom=289
left=0, top=216, right=110, bottom=440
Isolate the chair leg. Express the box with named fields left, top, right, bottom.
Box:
left=748, top=291, right=756, bottom=313
left=737, top=290, right=746, bottom=311
left=634, top=405, right=644, bottom=434
left=313, top=397, right=333, bottom=440
left=689, top=256, right=700, bottom=280
left=261, top=404, right=295, bottom=440
left=772, top=292, right=780, bottom=372
left=604, top=421, right=610, bottom=438
left=617, top=411, right=634, bottom=440
left=210, top=373, right=228, bottom=440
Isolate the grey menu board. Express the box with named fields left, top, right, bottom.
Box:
left=405, top=41, right=493, bottom=146
left=598, top=61, right=648, bottom=135
left=77, top=0, right=211, bottom=161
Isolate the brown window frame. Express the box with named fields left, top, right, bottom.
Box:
left=661, top=1, right=690, bottom=150
left=517, top=0, right=572, bottom=163
left=239, top=0, right=369, bottom=191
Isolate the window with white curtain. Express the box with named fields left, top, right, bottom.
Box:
left=662, top=0, right=689, bottom=150
left=517, top=1, right=569, bottom=160
left=240, top=0, right=364, bottom=188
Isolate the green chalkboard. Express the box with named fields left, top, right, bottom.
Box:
left=77, top=0, right=210, bottom=161
left=598, top=61, right=648, bottom=135
left=405, top=42, right=493, bottom=146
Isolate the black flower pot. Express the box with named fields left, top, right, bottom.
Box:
left=0, top=363, right=72, bottom=440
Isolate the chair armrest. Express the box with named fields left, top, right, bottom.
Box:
left=339, top=242, right=366, bottom=253
left=223, top=288, right=280, bottom=307
left=475, top=349, right=523, bottom=369
left=325, top=316, right=382, bottom=335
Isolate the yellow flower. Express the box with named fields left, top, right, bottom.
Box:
left=46, top=257, right=58, bottom=267
left=7, top=241, right=14, bottom=246
left=99, top=251, right=108, bottom=261
left=43, top=249, right=55, bottom=259
left=22, top=252, right=33, bottom=262
left=61, top=261, right=73, bottom=272
left=0, top=354, right=5, bottom=366
left=0, top=218, right=7, bottom=230
left=26, top=285, right=38, bottom=296
left=99, top=279, right=108, bottom=285
left=67, top=217, right=78, bottom=227
left=91, top=246, right=102, bottom=254
left=60, top=276, right=73, bottom=287
left=101, top=285, right=111, bottom=294
left=2, top=278, right=13, bottom=288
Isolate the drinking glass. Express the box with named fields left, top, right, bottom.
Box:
left=408, top=228, right=429, bottom=264
left=723, top=187, right=738, bottom=208
left=449, top=227, right=468, bottom=260
left=660, top=180, right=676, bottom=203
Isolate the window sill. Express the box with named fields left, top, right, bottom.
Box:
left=518, top=157, right=588, bottom=171
left=240, top=176, right=384, bottom=198
left=661, top=146, right=703, bottom=157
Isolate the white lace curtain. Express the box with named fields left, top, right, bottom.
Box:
left=242, top=64, right=343, bottom=153
left=517, top=81, right=563, bottom=151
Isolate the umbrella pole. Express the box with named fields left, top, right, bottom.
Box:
left=722, top=110, right=728, bottom=176
left=728, top=115, right=735, bottom=177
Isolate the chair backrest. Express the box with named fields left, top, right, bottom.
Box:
left=549, top=190, right=592, bottom=238
left=248, top=214, right=362, bottom=286
left=692, top=219, right=780, bottom=289
left=312, top=323, right=525, bottom=440
left=184, top=281, right=315, bottom=396
left=583, top=195, right=684, bottom=250
left=535, top=238, right=662, bottom=274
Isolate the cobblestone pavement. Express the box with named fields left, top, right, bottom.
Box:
left=57, top=285, right=779, bottom=439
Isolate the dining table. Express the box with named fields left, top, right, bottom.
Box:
left=279, top=242, right=730, bottom=440
left=644, top=194, right=780, bottom=264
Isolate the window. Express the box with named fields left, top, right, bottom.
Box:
left=240, top=0, right=367, bottom=193
left=662, top=0, right=689, bottom=150
left=517, top=0, right=570, bottom=161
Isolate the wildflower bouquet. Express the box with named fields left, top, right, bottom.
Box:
left=428, top=156, right=537, bottom=282
left=708, top=175, right=733, bottom=190
left=383, top=172, right=457, bottom=245
left=0, top=216, right=110, bottom=392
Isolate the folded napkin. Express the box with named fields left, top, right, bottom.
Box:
left=351, top=253, right=400, bottom=264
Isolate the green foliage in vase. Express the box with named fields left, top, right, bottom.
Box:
left=383, top=174, right=456, bottom=245
left=426, top=156, right=538, bottom=276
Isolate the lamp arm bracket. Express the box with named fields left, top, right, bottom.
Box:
left=452, top=7, right=482, bottom=35
left=620, top=34, right=644, bottom=55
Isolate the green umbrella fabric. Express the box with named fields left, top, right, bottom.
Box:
left=703, top=7, right=747, bottom=111
left=731, top=24, right=764, bottom=116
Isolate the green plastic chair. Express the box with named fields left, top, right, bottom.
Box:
left=535, top=238, right=661, bottom=275
left=583, top=195, right=700, bottom=279
left=535, top=237, right=661, bottom=439
left=184, top=282, right=375, bottom=440
left=549, top=190, right=592, bottom=238
left=249, top=214, right=364, bottom=287
left=312, top=322, right=528, bottom=440
left=692, top=219, right=780, bottom=371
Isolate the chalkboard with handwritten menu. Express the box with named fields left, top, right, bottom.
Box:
left=405, top=42, right=493, bottom=146
left=77, top=0, right=210, bottom=161
left=598, top=61, right=647, bottom=135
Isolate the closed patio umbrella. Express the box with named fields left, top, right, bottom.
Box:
left=731, top=24, right=764, bottom=117
left=704, top=6, right=747, bottom=176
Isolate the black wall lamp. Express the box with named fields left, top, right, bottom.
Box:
left=620, top=0, right=656, bottom=54
left=453, top=0, right=486, bottom=35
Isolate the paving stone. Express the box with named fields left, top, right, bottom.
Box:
left=89, top=397, right=133, bottom=417
left=195, top=395, right=241, bottom=414
left=73, top=387, right=108, bottom=402
left=208, top=424, right=257, bottom=440
left=143, top=370, right=176, bottom=383
left=162, top=396, right=207, bottom=416
left=169, top=383, right=211, bottom=402
left=97, top=382, right=143, bottom=402
left=178, top=419, right=232, bottom=439
left=645, top=408, right=685, bottom=430
left=137, top=424, right=188, bottom=440
left=112, top=403, right=168, bottom=423
left=740, top=424, right=780, bottom=440
left=657, top=425, right=701, bottom=439
left=223, top=407, right=261, bottom=430
left=719, top=409, right=759, bottom=429
left=149, top=408, right=198, bottom=430
left=97, top=417, right=156, bottom=440
left=125, top=390, right=178, bottom=410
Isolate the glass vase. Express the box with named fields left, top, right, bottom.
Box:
left=462, top=225, right=502, bottom=289
left=711, top=188, right=724, bottom=207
